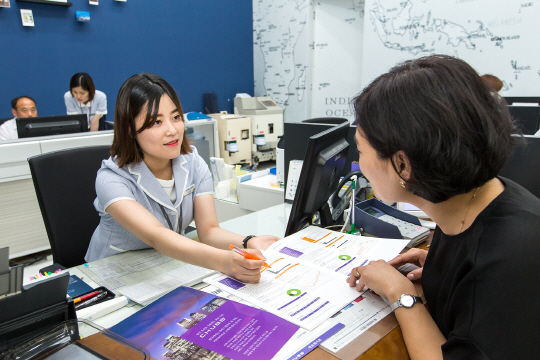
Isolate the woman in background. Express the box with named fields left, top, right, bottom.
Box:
left=348, top=55, right=540, bottom=359
left=64, top=72, right=107, bottom=131
left=480, top=74, right=503, bottom=97
left=86, top=73, right=279, bottom=282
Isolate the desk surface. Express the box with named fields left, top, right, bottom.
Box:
left=72, top=202, right=420, bottom=360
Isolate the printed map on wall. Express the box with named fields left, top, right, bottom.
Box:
left=253, top=0, right=313, bottom=123
left=362, top=0, right=540, bottom=96
left=311, top=0, right=365, bottom=122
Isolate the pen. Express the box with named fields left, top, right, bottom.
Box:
left=229, top=244, right=271, bottom=268
left=75, top=291, right=107, bottom=310
left=73, top=290, right=101, bottom=304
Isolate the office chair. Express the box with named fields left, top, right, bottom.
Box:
left=28, top=146, right=110, bottom=268
left=98, top=114, right=107, bottom=131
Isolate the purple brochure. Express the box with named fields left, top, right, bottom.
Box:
left=182, top=300, right=299, bottom=359
left=110, top=286, right=298, bottom=360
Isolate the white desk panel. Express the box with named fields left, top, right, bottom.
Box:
left=40, top=131, right=113, bottom=154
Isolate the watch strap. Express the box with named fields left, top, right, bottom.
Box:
left=242, top=235, right=256, bottom=249
left=391, top=294, right=423, bottom=311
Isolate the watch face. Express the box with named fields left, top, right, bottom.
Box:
left=401, top=295, right=415, bottom=307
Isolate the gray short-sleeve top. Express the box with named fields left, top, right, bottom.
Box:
left=85, top=146, right=213, bottom=262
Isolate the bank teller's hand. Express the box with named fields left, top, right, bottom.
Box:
left=222, top=248, right=266, bottom=283
left=247, top=235, right=280, bottom=251
left=347, top=260, right=415, bottom=301
left=388, top=248, right=428, bottom=281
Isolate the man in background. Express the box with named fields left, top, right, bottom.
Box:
left=0, top=96, right=38, bottom=141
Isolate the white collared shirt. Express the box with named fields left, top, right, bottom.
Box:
left=0, top=118, right=18, bottom=141
left=64, top=90, right=108, bottom=128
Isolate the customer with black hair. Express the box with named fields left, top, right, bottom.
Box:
left=0, top=96, right=38, bottom=141
left=85, top=73, right=279, bottom=282
left=64, top=73, right=107, bottom=131
left=347, top=55, right=540, bottom=359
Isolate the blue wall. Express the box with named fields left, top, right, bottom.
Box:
left=0, top=1, right=254, bottom=120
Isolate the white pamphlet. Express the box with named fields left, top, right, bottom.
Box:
left=204, top=226, right=409, bottom=330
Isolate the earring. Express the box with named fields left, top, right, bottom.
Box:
left=399, top=181, right=406, bottom=188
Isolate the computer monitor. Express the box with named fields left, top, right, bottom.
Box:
left=503, top=97, right=540, bottom=106
left=285, top=121, right=350, bottom=236
left=16, top=115, right=88, bottom=139
left=507, top=105, right=540, bottom=135
left=499, top=135, right=540, bottom=199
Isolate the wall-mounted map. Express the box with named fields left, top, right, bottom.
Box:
left=253, top=0, right=540, bottom=123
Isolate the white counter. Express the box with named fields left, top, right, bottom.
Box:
left=0, top=131, right=114, bottom=258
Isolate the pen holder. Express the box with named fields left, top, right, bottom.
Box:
left=74, top=286, right=115, bottom=311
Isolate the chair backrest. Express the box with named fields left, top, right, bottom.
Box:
left=28, top=146, right=111, bottom=268
left=98, top=114, right=107, bottom=131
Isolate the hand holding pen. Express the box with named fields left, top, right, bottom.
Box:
left=229, top=244, right=271, bottom=268
left=224, top=245, right=270, bottom=283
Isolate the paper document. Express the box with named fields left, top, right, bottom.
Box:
left=79, top=249, right=213, bottom=300
left=321, top=290, right=392, bottom=352
left=120, top=265, right=215, bottom=305
left=204, top=226, right=409, bottom=330
left=89, top=251, right=173, bottom=281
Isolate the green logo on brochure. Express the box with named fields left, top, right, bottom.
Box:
left=287, top=289, right=302, bottom=296
left=339, top=255, right=351, bottom=260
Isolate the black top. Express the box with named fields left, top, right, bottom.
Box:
left=422, top=177, right=540, bottom=359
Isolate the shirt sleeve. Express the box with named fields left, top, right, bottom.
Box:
left=94, top=91, right=108, bottom=115
left=192, top=147, right=213, bottom=197
left=64, top=92, right=79, bottom=115
left=95, top=167, right=137, bottom=212
left=441, top=337, right=490, bottom=360
left=0, top=120, right=16, bottom=141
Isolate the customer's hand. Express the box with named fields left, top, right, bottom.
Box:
left=347, top=260, right=416, bottom=302
left=221, top=248, right=266, bottom=283
left=247, top=235, right=280, bottom=251
left=388, top=248, right=428, bottom=281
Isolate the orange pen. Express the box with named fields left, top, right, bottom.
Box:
left=229, top=244, right=271, bottom=268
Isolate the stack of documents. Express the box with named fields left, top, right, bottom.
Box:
left=118, top=265, right=215, bottom=305
left=79, top=249, right=216, bottom=306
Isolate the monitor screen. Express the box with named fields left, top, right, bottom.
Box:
left=506, top=106, right=540, bottom=135
left=16, top=114, right=88, bottom=139
left=285, top=121, right=350, bottom=236
left=499, top=135, right=540, bottom=199
left=396, top=202, right=428, bottom=218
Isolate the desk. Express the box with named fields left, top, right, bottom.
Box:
left=71, top=203, right=418, bottom=360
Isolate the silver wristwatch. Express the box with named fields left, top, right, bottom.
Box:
left=390, top=294, right=422, bottom=311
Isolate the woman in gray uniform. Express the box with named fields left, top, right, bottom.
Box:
left=85, top=73, right=279, bottom=283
